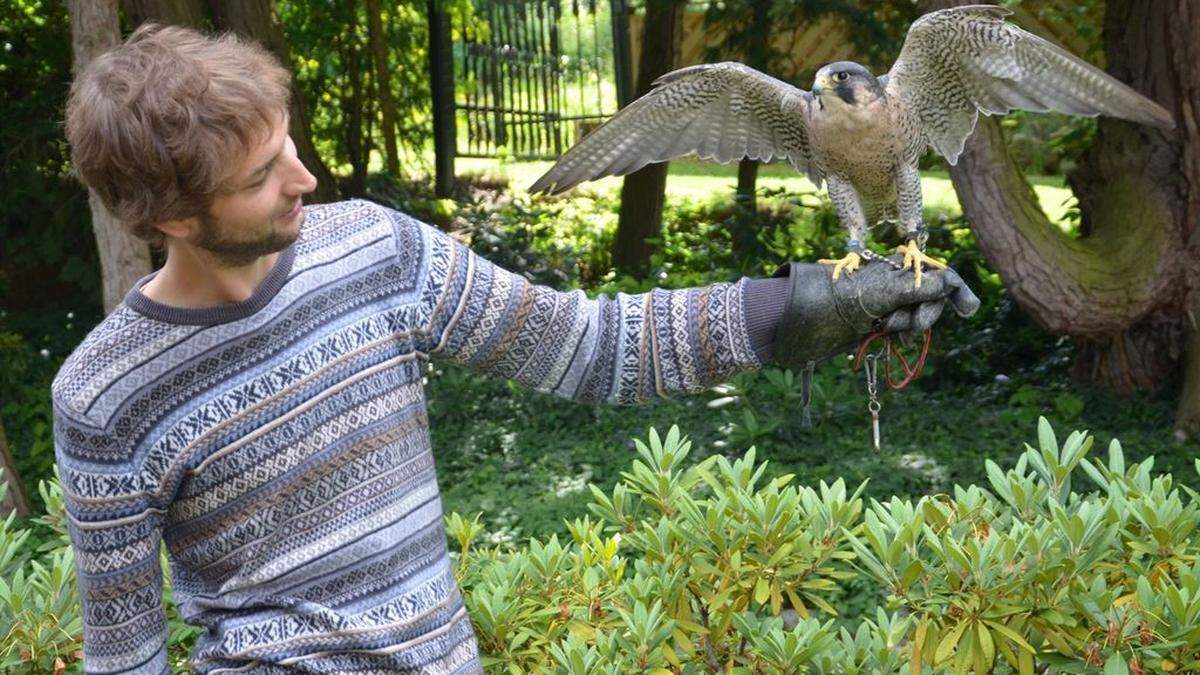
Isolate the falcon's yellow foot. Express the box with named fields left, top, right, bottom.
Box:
left=894, top=240, right=947, bottom=289
left=818, top=251, right=862, bottom=281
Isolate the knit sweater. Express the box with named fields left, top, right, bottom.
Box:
left=51, top=199, right=775, bottom=674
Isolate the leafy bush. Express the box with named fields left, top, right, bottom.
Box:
left=0, top=471, right=80, bottom=672
left=4, top=417, right=1197, bottom=673
left=448, top=421, right=1200, bottom=673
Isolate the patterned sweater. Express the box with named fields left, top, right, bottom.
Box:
left=52, top=199, right=767, bottom=674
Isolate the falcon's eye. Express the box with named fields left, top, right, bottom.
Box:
left=834, top=72, right=849, bottom=82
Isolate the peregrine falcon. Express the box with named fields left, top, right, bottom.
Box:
left=529, top=5, right=1175, bottom=286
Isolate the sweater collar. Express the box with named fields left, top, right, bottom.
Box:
left=123, top=243, right=297, bottom=326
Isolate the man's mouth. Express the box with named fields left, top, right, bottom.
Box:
left=279, top=200, right=302, bottom=220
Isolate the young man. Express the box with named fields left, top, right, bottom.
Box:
left=57, top=24, right=977, bottom=675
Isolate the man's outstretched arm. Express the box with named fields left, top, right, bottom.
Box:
left=396, top=206, right=977, bottom=405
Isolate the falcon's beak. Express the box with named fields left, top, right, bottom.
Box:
left=812, top=75, right=831, bottom=96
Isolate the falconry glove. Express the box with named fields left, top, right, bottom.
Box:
left=770, top=258, right=980, bottom=370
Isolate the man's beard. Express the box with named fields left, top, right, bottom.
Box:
left=195, top=210, right=299, bottom=268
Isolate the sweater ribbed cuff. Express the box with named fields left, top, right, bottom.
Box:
left=741, top=276, right=790, bottom=362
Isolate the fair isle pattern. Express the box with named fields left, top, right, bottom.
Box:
left=52, top=199, right=761, bottom=675
left=423, top=245, right=761, bottom=404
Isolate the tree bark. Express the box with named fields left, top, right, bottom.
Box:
left=927, top=0, right=1200, bottom=432
left=122, top=0, right=207, bottom=28
left=736, top=160, right=759, bottom=208
left=613, top=0, right=685, bottom=277
left=209, top=0, right=339, bottom=203
left=71, top=0, right=155, bottom=315
left=733, top=0, right=771, bottom=216
left=1161, top=0, right=1200, bottom=434
left=365, top=0, right=401, bottom=177
left=343, top=3, right=368, bottom=196
left=0, top=420, right=32, bottom=518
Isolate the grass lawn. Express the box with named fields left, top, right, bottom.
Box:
left=457, top=157, right=1079, bottom=228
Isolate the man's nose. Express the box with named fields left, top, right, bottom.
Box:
left=288, top=158, right=318, bottom=195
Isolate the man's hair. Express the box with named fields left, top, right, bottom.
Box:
left=66, top=23, right=292, bottom=248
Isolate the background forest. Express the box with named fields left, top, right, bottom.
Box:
left=1, top=0, right=1199, bottom=672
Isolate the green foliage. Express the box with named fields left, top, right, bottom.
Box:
left=279, top=0, right=481, bottom=182
left=0, top=469, right=80, bottom=673
left=1001, top=112, right=1097, bottom=179
left=371, top=172, right=619, bottom=287
left=0, top=2, right=101, bottom=315
left=5, top=420, right=1196, bottom=671
left=0, top=329, right=68, bottom=512
left=448, top=421, right=1200, bottom=673
left=702, top=0, right=918, bottom=80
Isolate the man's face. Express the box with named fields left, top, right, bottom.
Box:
left=191, top=113, right=318, bottom=267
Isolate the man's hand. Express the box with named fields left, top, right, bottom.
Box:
left=771, top=257, right=980, bottom=368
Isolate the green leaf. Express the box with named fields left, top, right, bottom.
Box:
left=983, top=620, right=1037, bottom=655
left=754, top=577, right=769, bottom=605
left=900, top=559, right=924, bottom=589
left=935, top=620, right=969, bottom=664
left=976, top=622, right=995, bottom=669
left=1037, top=416, right=1058, bottom=454
left=909, top=618, right=929, bottom=675
left=1104, top=651, right=1130, bottom=675
left=1019, top=648, right=1034, bottom=675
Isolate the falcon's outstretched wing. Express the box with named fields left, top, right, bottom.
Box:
left=530, top=62, right=822, bottom=195
left=886, top=5, right=1174, bottom=165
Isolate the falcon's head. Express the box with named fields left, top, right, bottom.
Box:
left=812, top=62, right=884, bottom=109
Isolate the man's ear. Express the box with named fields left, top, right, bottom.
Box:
left=154, top=216, right=197, bottom=240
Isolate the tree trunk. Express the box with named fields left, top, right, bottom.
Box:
left=428, top=0, right=457, bottom=198
left=736, top=160, right=759, bottom=208
left=927, top=0, right=1200, bottom=433
left=122, top=0, right=207, bottom=28
left=209, top=0, right=339, bottom=203
left=613, top=0, right=684, bottom=277
left=71, top=0, right=155, bottom=315
left=344, top=6, right=368, bottom=196
left=1158, top=0, right=1200, bottom=434
left=0, top=420, right=32, bottom=518
left=365, top=0, right=401, bottom=177
left=732, top=0, right=771, bottom=216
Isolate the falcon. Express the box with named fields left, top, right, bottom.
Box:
left=529, top=5, right=1175, bottom=287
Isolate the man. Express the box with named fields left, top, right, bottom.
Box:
left=56, top=24, right=977, bottom=674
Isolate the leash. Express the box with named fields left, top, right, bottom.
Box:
left=847, top=328, right=933, bottom=450
left=852, top=328, right=933, bottom=390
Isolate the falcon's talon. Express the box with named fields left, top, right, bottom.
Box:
left=905, top=225, right=929, bottom=250
left=895, top=240, right=946, bottom=288
left=819, top=251, right=863, bottom=281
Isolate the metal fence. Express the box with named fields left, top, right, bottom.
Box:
left=445, top=0, right=631, bottom=161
